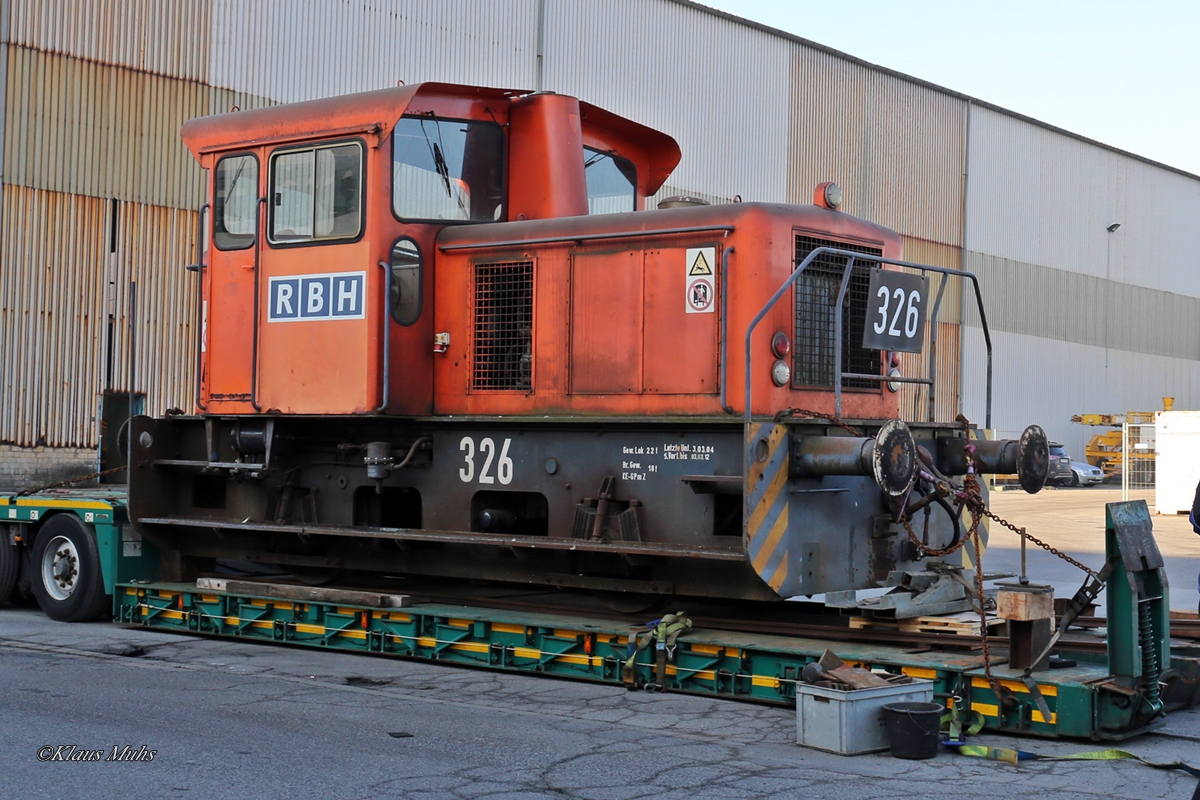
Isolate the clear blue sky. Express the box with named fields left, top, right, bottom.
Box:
left=701, top=0, right=1200, bottom=175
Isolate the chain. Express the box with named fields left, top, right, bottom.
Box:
left=976, top=507, right=1099, bottom=579
left=773, top=407, right=862, bottom=437
left=14, top=466, right=126, bottom=498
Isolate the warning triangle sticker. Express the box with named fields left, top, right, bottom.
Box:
left=688, top=250, right=713, bottom=276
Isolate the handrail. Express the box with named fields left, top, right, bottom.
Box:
left=744, top=247, right=993, bottom=428
left=831, top=255, right=857, bottom=419
left=926, top=272, right=949, bottom=422
left=192, top=202, right=209, bottom=411
left=437, top=225, right=734, bottom=252
left=376, top=260, right=391, bottom=412
left=719, top=246, right=734, bottom=413
left=250, top=196, right=266, bottom=412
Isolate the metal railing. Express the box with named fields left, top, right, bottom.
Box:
left=744, top=247, right=994, bottom=427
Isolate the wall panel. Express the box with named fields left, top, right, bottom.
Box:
left=7, top=0, right=212, bottom=82
left=0, top=185, right=197, bottom=448
left=3, top=46, right=208, bottom=209
left=788, top=45, right=966, bottom=245
left=543, top=0, right=791, bottom=204
left=961, top=326, right=1200, bottom=458
left=208, top=0, right=539, bottom=104
left=966, top=105, right=1200, bottom=296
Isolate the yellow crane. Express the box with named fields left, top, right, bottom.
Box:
left=1070, top=399, right=1169, bottom=480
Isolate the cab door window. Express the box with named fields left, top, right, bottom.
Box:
left=270, top=142, right=363, bottom=243
left=214, top=154, right=257, bottom=250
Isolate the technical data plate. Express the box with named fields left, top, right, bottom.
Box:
left=117, top=582, right=1160, bottom=741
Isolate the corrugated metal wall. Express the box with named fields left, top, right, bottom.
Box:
left=0, top=186, right=106, bottom=447
left=7, top=0, right=212, bottom=82
left=961, top=327, right=1200, bottom=458
left=208, top=0, right=540, bottom=103
left=965, top=105, right=1200, bottom=295
left=2, top=0, right=1198, bottom=458
left=3, top=45, right=208, bottom=209
left=0, top=185, right=197, bottom=447
left=787, top=45, right=966, bottom=245
left=542, top=0, right=791, bottom=203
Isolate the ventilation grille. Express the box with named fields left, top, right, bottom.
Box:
left=793, top=235, right=882, bottom=390
left=473, top=261, right=533, bottom=391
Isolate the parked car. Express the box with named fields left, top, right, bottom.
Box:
left=1047, top=443, right=1073, bottom=486
left=1068, top=460, right=1104, bottom=487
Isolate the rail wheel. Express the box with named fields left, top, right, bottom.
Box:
left=29, top=515, right=110, bottom=622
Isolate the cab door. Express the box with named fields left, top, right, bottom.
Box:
left=256, top=139, right=377, bottom=413
left=202, top=153, right=260, bottom=410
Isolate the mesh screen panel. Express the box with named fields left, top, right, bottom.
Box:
left=473, top=261, right=534, bottom=391
left=793, top=236, right=882, bottom=390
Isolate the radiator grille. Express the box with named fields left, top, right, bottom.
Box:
left=793, top=235, right=882, bottom=390
left=473, top=261, right=534, bottom=391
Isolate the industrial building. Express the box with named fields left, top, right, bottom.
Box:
left=2, top=0, right=1197, bottom=486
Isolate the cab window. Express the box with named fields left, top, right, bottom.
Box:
left=214, top=154, right=257, bottom=250
left=393, top=116, right=505, bottom=222
left=269, top=142, right=363, bottom=243
left=584, top=147, right=636, bottom=215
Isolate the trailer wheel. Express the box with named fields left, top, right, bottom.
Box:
left=0, top=527, right=18, bottom=604
left=29, top=515, right=110, bottom=622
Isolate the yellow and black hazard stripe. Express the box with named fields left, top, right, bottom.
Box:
left=744, top=423, right=792, bottom=595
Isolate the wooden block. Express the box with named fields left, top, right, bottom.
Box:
left=997, top=587, right=1054, bottom=621
left=825, top=665, right=891, bottom=689
left=195, top=578, right=410, bottom=608
left=847, top=611, right=1003, bottom=636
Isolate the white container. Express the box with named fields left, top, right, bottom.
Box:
left=795, top=679, right=936, bottom=755
left=1155, top=410, right=1200, bottom=515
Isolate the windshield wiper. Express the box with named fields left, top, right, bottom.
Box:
left=433, top=142, right=453, bottom=197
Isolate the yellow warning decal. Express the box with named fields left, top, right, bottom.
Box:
left=688, top=249, right=713, bottom=276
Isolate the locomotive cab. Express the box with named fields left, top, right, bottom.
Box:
left=183, top=84, right=682, bottom=416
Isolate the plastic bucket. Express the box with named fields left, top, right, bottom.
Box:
left=882, top=701, right=942, bottom=759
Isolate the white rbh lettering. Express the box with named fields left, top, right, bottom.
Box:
left=267, top=272, right=365, bottom=322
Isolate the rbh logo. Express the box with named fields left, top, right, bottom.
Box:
left=268, top=272, right=366, bottom=322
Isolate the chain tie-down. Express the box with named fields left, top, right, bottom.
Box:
left=622, top=613, right=694, bottom=691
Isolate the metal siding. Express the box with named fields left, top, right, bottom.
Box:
left=0, top=186, right=106, bottom=447
left=788, top=45, right=965, bottom=245
left=965, top=105, right=1200, bottom=296
left=208, top=0, right=539, bottom=104
left=0, top=185, right=197, bottom=448
left=962, top=250, right=1200, bottom=361
left=6, top=0, right=212, bottom=82
left=961, top=326, right=1200, bottom=459
left=4, top=46, right=209, bottom=209
left=542, top=0, right=790, bottom=203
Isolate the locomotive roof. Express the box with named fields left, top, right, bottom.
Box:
left=180, top=82, right=681, bottom=194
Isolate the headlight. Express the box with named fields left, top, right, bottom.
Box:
left=771, top=359, right=790, bottom=387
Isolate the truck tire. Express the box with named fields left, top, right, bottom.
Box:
left=29, top=515, right=110, bottom=622
left=0, top=526, right=18, bottom=604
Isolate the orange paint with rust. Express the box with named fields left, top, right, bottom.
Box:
left=181, top=83, right=900, bottom=420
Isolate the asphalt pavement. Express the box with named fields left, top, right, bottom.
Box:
left=1, top=609, right=1197, bottom=800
